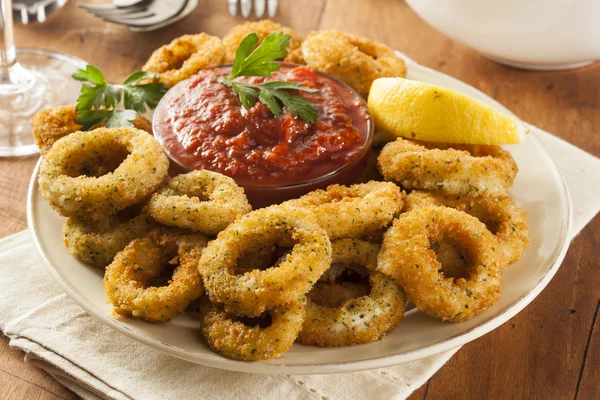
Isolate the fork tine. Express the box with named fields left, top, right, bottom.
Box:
left=86, top=5, right=149, bottom=17
left=267, top=0, right=277, bottom=17
left=100, top=11, right=156, bottom=24
left=99, top=11, right=156, bottom=24
left=254, top=0, right=265, bottom=17
left=240, top=0, right=251, bottom=17
left=79, top=0, right=153, bottom=12
left=227, top=0, right=238, bottom=16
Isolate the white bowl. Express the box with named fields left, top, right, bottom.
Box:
left=406, top=0, right=600, bottom=70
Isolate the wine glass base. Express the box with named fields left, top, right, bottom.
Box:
left=0, top=49, right=87, bottom=157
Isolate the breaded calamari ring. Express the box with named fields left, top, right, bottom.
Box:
left=199, top=205, right=332, bottom=317
left=283, top=181, right=404, bottom=239
left=298, top=239, right=407, bottom=346
left=222, top=20, right=303, bottom=63
left=63, top=205, right=158, bottom=268
left=200, top=298, right=306, bottom=361
left=104, top=229, right=208, bottom=322
left=301, top=30, right=407, bottom=98
left=142, top=33, right=225, bottom=88
left=31, top=105, right=152, bottom=156
left=377, top=206, right=505, bottom=322
left=148, top=170, right=251, bottom=235
left=38, top=128, right=169, bottom=222
left=378, top=138, right=518, bottom=196
left=405, top=191, right=529, bottom=264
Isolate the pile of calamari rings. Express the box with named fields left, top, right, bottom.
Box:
left=33, top=21, right=531, bottom=362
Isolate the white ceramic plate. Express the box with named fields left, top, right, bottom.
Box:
left=27, top=61, right=572, bottom=375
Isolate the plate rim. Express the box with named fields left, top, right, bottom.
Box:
left=27, top=63, right=573, bottom=375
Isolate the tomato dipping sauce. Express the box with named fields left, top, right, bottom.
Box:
left=153, top=64, right=373, bottom=206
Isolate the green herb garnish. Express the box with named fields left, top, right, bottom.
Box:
left=218, top=32, right=319, bottom=123
left=72, top=65, right=167, bottom=130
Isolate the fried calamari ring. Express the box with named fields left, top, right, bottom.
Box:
left=63, top=205, right=158, bottom=268
left=200, top=298, right=306, bottom=361
left=405, top=191, right=529, bottom=264
left=222, top=20, right=303, bottom=63
left=38, top=128, right=169, bottom=222
left=378, top=206, right=504, bottom=322
left=199, top=205, right=332, bottom=317
left=148, top=170, right=251, bottom=235
left=301, top=30, right=407, bottom=98
left=283, top=181, right=404, bottom=239
left=142, top=33, right=225, bottom=88
left=378, top=138, right=518, bottom=196
left=104, top=229, right=208, bottom=322
left=32, top=105, right=152, bottom=156
left=299, top=239, right=407, bottom=346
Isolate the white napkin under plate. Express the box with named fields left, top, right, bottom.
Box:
left=1, top=125, right=599, bottom=400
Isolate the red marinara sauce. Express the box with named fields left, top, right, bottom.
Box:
left=153, top=64, right=373, bottom=205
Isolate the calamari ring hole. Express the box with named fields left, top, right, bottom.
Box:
left=231, top=312, right=273, bottom=329
left=135, top=243, right=180, bottom=288
left=115, top=203, right=145, bottom=222
left=60, top=142, right=130, bottom=178
left=429, top=235, right=476, bottom=281
left=309, top=264, right=371, bottom=308
left=233, top=243, right=294, bottom=275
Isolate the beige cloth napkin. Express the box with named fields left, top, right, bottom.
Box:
left=1, top=125, right=599, bottom=400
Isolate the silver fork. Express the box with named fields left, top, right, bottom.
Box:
left=78, top=0, right=187, bottom=27
left=227, top=0, right=277, bottom=18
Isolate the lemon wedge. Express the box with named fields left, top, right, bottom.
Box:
left=368, top=77, right=528, bottom=145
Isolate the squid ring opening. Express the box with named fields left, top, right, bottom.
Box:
left=63, top=205, right=158, bottom=268
left=38, top=127, right=169, bottom=222
left=378, top=138, right=518, bottom=197
left=148, top=170, right=252, bottom=235
left=199, top=205, right=332, bottom=317
left=299, top=239, right=407, bottom=346
left=200, top=298, right=306, bottom=361
left=142, top=33, right=225, bottom=88
left=104, top=229, right=209, bottom=322
left=405, top=191, right=529, bottom=264
left=377, top=206, right=504, bottom=322
left=301, top=30, right=407, bottom=98
left=283, top=181, right=404, bottom=240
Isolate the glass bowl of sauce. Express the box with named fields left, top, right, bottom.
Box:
left=153, top=63, right=373, bottom=208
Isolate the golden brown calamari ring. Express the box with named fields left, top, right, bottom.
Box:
left=63, top=205, right=158, bottom=268
left=32, top=105, right=152, bottom=156
left=301, top=30, right=407, bottom=98
left=148, top=170, right=251, bottom=235
left=298, top=239, right=407, bottom=346
left=377, top=206, right=505, bottom=322
left=405, top=191, right=529, bottom=264
left=283, top=181, right=404, bottom=240
left=199, top=205, right=332, bottom=317
left=142, top=33, right=225, bottom=88
left=38, top=127, right=169, bottom=222
left=378, top=138, right=518, bottom=197
left=222, top=20, right=303, bottom=64
left=104, top=229, right=209, bottom=322
left=200, top=298, right=306, bottom=361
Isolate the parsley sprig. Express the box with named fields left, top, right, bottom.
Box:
left=218, top=32, right=319, bottom=123
left=72, top=65, right=167, bottom=130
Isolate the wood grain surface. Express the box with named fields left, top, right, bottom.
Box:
left=1, top=0, right=599, bottom=399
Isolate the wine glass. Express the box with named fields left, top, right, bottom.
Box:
left=0, top=0, right=86, bottom=157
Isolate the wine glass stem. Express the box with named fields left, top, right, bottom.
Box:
left=0, top=0, right=16, bottom=82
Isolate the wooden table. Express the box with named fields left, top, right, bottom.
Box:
left=2, top=1, right=599, bottom=398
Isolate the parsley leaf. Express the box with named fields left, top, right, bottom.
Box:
left=72, top=66, right=167, bottom=131
left=219, top=32, right=319, bottom=124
